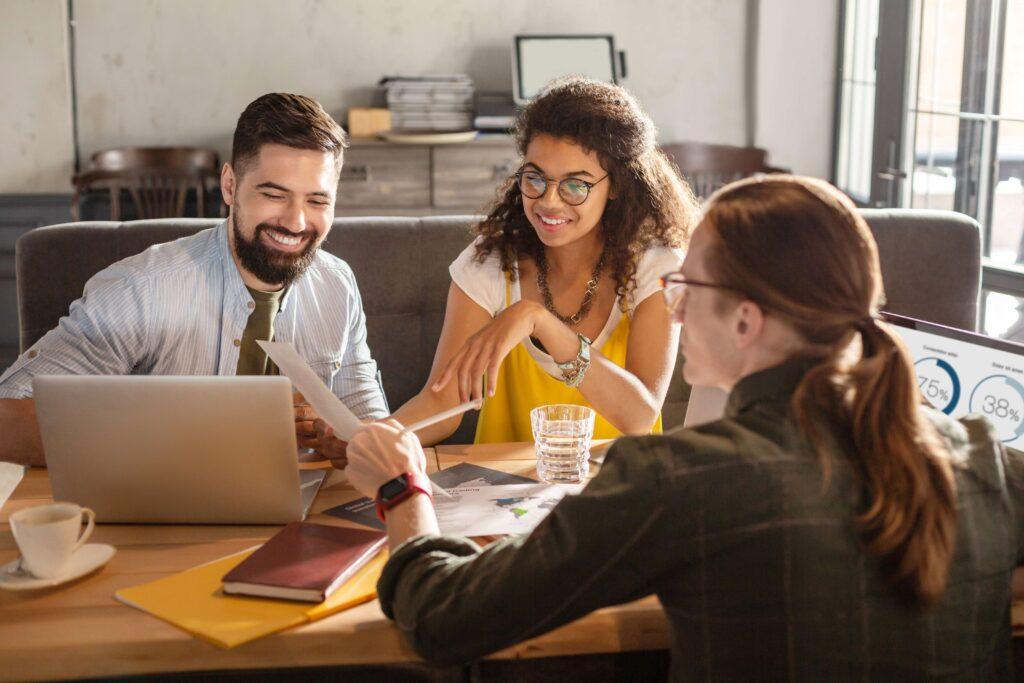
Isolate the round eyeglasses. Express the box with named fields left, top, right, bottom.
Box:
left=515, top=170, right=609, bottom=206
left=659, top=272, right=750, bottom=322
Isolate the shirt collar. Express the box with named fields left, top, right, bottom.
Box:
left=724, top=356, right=820, bottom=418
left=217, top=219, right=300, bottom=312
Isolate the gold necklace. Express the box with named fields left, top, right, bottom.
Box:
left=536, top=251, right=606, bottom=326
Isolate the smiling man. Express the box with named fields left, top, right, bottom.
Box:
left=0, top=93, right=388, bottom=466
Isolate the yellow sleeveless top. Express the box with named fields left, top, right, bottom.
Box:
left=474, top=275, right=663, bottom=443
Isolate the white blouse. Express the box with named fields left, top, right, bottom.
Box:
left=448, top=239, right=684, bottom=377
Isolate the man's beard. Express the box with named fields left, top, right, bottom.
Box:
left=231, top=213, right=319, bottom=287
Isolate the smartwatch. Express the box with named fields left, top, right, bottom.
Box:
left=375, top=471, right=433, bottom=522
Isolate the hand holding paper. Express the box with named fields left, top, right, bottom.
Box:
left=257, top=341, right=363, bottom=440
left=258, top=341, right=463, bottom=499
left=346, top=421, right=429, bottom=496
left=293, top=391, right=319, bottom=449
left=312, top=418, right=352, bottom=470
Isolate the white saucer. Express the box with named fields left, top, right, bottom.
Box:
left=0, top=544, right=116, bottom=591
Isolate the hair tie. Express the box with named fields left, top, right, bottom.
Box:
left=854, top=315, right=877, bottom=332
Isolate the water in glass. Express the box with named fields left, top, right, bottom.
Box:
left=531, top=404, right=595, bottom=484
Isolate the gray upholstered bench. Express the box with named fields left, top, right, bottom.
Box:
left=14, top=210, right=981, bottom=442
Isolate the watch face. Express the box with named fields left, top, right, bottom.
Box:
left=379, top=474, right=409, bottom=501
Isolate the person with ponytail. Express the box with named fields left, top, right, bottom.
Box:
left=342, top=175, right=1024, bottom=679
left=691, top=175, right=960, bottom=608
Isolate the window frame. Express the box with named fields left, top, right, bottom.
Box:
left=833, top=0, right=1024, bottom=335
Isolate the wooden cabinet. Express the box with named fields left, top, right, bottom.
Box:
left=336, top=135, right=517, bottom=216
left=433, top=144, right=518, bottom=208
left=337, top=146, right=430, bottom=208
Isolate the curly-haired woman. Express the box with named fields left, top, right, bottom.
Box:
left=390, top=77, right=700, bottom=445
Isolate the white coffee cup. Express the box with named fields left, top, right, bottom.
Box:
left=9, top=502, right=95, bottom=579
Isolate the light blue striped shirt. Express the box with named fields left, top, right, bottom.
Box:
left=0, top=222, right=389, bottom=420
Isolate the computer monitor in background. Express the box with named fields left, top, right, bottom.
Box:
left=513, top=35, right=619, bottom=105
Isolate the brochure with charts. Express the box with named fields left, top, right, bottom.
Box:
left=433, top=482, right=584, bottom=537
left=324, top=463, right=535, bottom=530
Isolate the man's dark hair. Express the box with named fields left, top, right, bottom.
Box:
left=231, top=93, right=347, bottom=176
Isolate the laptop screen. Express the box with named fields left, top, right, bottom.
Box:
left=884, top=312, right=1024, bottom=446
left=683, top=313, right=1024, bottom=448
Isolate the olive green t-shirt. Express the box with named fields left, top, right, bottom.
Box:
left=235, top=287, right=286, bottom=376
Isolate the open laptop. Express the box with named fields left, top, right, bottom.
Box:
left=682, top=312, right=1024, bottom=449
left=33, top=376, right=327, bottom=524
left=883, top=312, right=1024, bottom=448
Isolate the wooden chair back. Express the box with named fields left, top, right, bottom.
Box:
left=72, top=147, right=220, bottom=221
left=661, top=142, right=787, bottom=200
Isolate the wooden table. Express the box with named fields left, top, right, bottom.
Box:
left=0, top=444, right=666, bottom=682
left=2, top=443, right=1022, bottom=681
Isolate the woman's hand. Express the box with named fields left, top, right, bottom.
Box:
left=431, top=300, right=543, bottom=402
left=346, top=420, right=428, bottom=499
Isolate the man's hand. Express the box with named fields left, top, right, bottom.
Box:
left=293, top=391, right=319, bottom=450
left=0, top=399, right=44, bottom=467
left=313, top=418, right=350, bottom=470
left=346, top=420, right=427, bottom=499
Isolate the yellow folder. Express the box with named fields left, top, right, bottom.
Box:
left=115, top=547, right=387, bottom=649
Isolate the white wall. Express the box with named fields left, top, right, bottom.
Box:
left=0, top=0, right=75, bottom=193
left=1, top=0, right=839, bottom=193
left=756, top=0, right=840, bottom=178
left=70, top=0, right=747, bottom=163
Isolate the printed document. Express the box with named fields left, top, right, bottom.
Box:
left=257, top=340, right=363, bottom=439
left=434, top=482, right=583, bottom=536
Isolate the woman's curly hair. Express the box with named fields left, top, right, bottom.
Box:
left=473, top=77, right=699, bottom=307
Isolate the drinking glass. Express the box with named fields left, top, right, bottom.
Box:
left=531, top=404, right=595, bottom=484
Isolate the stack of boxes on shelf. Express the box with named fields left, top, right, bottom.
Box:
left=380, top=75, right=475, bottom=132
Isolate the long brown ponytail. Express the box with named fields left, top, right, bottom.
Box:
left=702, top=176, right=957, bottom=608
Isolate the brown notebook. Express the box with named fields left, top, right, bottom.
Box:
left=222, top=522, right=386, bottom=602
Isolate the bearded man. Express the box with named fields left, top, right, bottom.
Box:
left=0, top=93, right=388, bottom=466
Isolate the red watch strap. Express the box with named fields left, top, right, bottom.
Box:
left=375, top=471, right=432, bottom=522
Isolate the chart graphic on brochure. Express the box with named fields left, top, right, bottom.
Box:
left=323, top=463, right=536, bottom=530
left=893, top=323, right=1024, bottom=444
left=433, top=482, right=583, bottom=536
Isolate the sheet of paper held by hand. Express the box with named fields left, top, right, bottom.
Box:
left=257, top=340, right=362, bottom=440
left=433, top=482, right=584, bottom=537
